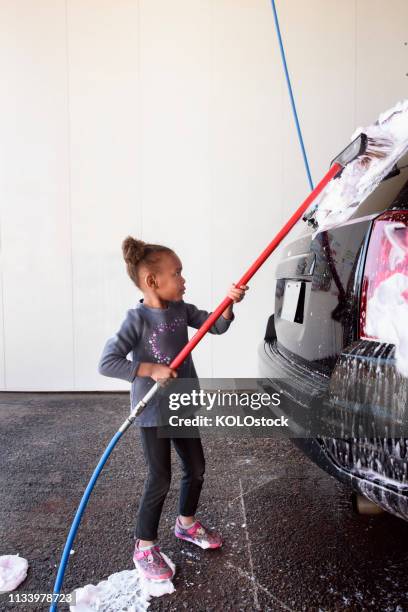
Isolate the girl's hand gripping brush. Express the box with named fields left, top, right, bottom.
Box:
left=50, top=131, right=390, bottom=610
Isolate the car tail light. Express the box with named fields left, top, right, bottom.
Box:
left=360, top=210, right=408, bottom=340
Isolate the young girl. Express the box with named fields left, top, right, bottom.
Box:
left=98, top=237, right=248, bottom=581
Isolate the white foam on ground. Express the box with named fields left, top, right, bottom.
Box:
left=313, top=99, right=408, bottom=232
left=69, top=554, right=175, bottom=612
left=0, top=555, right=28, bottom=592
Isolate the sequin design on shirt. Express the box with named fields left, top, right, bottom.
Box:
left=146, top=317, right=186, bottom=364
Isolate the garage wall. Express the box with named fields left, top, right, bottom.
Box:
left=0, top=1, right=74, bottom=391
left=0, top=0, right=407, bottom=390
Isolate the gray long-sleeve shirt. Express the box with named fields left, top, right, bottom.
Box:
left=98, top=299, right=234, bottom=426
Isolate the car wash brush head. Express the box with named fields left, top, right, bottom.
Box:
left=364, top=135, right=395, bottom=160
left=308, top=99, right=408, bottom=233
left=331, top=132, right=394, bottom=172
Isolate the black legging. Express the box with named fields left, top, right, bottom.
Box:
left=135, top=427, right=205, bottom=541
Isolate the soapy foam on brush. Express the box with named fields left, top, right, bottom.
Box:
left=69, top=554, right=175, bottom=611
left=0, top=555, right=28, bottom=592
left=313, top=99, right=408, bottom=232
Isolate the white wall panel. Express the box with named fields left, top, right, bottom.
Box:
left=356, top=0, right=408, bottom=126
left=0, top=0, right=407, bottom=389
left=67, top=0, right=140, bottom=389
left=140, top=0, right=213, bottom=376
left=278, top=0, right=356, bottom=202
left=0, top=1, right=73, bottom=390
left=211, top=0, right=286, bottom=377
left=210, top=0, right=356, bottom=377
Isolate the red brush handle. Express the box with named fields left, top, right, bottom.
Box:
left=170, top=162, right=342, bottom=370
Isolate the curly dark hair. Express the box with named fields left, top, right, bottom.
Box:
left=121, top=236, right=174, bottom=288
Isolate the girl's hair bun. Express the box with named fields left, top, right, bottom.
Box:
left=122, top=236, right=146, bottom=265
left=122, top=235, right=173, bottom=288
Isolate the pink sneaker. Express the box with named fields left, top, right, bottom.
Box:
left=133, top=540, right=174, bottom=581
left=174, top=517, right=222, bottom=549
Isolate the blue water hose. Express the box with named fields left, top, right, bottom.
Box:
left=50, top=380, right=159, bottom=610
left=50, top=430, right=123, bottom=611
left=270, top=0, right=314, bottom=190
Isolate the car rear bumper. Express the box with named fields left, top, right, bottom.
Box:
left=259, top=339, right=408, bottom=520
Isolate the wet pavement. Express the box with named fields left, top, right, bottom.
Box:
left=1, top=392, right=408, bottom=611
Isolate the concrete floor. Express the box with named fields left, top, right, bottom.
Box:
left=1, top=392, right=408, bottom=611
